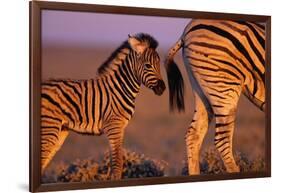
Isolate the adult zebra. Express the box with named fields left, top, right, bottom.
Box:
left=165, top=20, right=265, bottom=175
left=41, top=33, right=166, bottom=180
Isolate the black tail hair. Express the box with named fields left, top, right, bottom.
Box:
left=165, top=59, right=185, bottom=112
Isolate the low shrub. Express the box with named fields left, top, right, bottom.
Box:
left=182, top=147, right=265, bottom=175
left=42, top=147, right=265, bottom=183
left=42, top=149, right=167, bottom=183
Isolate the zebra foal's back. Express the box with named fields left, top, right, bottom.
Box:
left=41, top=79, right=106, bottom=136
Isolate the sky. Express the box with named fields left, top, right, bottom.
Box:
left=42, top=10, right=190, bottom=48
left=41, top=10, right=190, bottom=80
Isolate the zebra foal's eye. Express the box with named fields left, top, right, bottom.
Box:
left=144, top=63, right=152, bottom=69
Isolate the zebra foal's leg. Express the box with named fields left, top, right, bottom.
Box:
left=104, top=120, right=126, bottom=180
left=186, top=92, right=213, bottom=175
left=41, top=119, right=69, bottom=173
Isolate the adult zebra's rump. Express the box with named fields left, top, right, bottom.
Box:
left=165, top=19, right=265, bottom=175
left=41, top=33, right=166, bottom=180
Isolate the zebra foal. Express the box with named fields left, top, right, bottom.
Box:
left=165, top=19, right=265, bottom=175
left=41, top=33, right=166, bottom=180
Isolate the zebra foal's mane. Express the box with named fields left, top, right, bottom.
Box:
left=97, top=33, right=159, bottom=75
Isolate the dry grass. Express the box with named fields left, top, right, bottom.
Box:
left=42, top=147, right=265, bottom=183
left=182, top=147, right=266, bottom=175
left=42, top=149, right=167, bottom=183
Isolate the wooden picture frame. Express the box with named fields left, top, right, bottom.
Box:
left=30, top=1, right=271, bottom=192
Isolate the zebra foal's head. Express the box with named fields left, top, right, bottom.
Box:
left=128, top=33, right=166, bottom=96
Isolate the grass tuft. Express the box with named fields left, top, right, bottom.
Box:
left=42, top=149, right=167, bottom=183
left=182, top=147, right=266, bottom=175
left=42, top=147, right=265, bottom=183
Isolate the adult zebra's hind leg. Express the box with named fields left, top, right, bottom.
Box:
left=186, top=92, right=213, bottom=175
left=214, top=113, right=240, bottom=173
left=41, top=120, right=69, bottom=173
left=211, top=94, right=241, bottom=173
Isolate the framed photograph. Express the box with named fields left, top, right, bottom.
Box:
left=30, top=1, right=271, bottom=192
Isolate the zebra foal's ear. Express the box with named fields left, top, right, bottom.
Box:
left=128, top=34, right=148, bottom=55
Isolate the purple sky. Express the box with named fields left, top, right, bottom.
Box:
left=42, top=10, right=190, bottom=48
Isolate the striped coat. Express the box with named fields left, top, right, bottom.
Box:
left=165, top=19, right=265, bottom=175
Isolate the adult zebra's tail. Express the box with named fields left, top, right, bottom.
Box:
left=165, top=38, right=185, bottom=112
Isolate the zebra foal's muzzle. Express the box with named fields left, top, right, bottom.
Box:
left=152, top=79, right=166, bottom=96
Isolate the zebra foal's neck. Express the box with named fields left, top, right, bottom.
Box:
left=93, top=44, right=142, bottom=120
left=97, top=40, right=143, bottom=100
